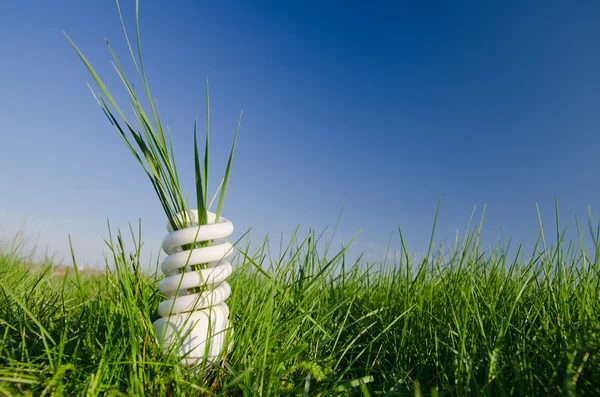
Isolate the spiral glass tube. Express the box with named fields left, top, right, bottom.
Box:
left=152, top=210, right=234, bottom=366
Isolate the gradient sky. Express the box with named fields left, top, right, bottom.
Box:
left=1, top=1, right=599, bottom=268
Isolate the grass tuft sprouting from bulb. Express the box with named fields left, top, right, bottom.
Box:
left=64, top=0, right=241, bottom=291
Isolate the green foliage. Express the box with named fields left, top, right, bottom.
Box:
left=64, top=0, right=240, bottom=232
left=1, top=207, right=599, bottom=395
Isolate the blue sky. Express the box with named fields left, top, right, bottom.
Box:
left=1, top=1, right=599, bottom=268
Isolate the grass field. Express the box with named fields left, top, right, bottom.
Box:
left=1, top=208, right=599, bottom=396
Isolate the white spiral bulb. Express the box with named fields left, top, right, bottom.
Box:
left=152, top=210, right=234, bottom=366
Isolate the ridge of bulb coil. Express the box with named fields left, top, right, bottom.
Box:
left=152, top=210, right=234, bottom=366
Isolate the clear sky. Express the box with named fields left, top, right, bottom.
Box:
left=1, top=1, right=599, bottom=268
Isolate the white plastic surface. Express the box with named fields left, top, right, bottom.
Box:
left=153, top=303, right=230, bottom=365
left=152, top=210, right=234, bottom=366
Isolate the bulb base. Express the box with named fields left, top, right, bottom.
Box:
left=153, top=302, right=231, bottom=365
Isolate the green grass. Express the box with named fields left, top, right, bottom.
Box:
left=65, top=0, right=241, bottom=296
left=1, top=206, right=599, bottom=396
